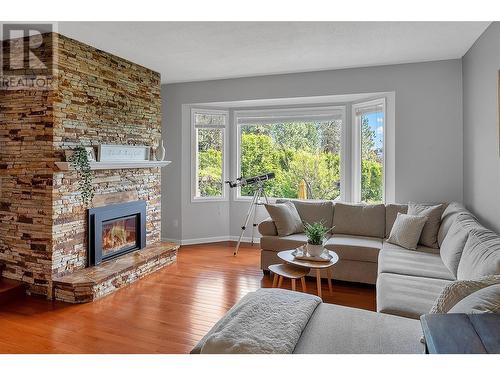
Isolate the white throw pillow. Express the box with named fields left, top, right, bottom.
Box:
left=387, top=213, right=428, bottom=250
left=264, top=201, right=304, bottom=237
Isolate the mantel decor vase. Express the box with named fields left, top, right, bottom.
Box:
left=155, top=139, right=166, bottom=161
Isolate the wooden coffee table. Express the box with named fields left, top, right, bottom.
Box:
left=277, top=249, right=339, bottom=298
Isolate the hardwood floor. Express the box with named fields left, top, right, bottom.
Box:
left=0, top=242, right=375, bottom=354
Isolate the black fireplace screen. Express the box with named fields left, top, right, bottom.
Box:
left=88, top=200, right=146, bottom=266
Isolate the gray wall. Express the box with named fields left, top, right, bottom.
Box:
left=162, top=59, right=463, bottom=242
left=161, top=85, right=181, bottom=240
left=463, top=22, right=500, bottom=233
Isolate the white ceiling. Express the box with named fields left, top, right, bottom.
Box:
left=58, top=22, right=490, bottom=84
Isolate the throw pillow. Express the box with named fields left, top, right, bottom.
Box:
left=407, top=203, right=444, bottom=248
left=439, top=214, right=473, bottom=278
left=437, top=201, right=469, bottom=246
left=385, top=203, right=408, bottom=238
left=387, top=213, right=428, bottom=250
left=277, top=199, right=334, bottom=230
left=429, top=274, right=500, bottom=314
left=448, top=284, right=500, bottom=314
left=332, top=202, right=385, bottom=238
left=264, top=201, right=304, bottom=237
left=457, top=227, right=500, bottom=280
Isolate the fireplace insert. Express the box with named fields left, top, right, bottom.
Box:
left=88, top=200, right=146, bottom=266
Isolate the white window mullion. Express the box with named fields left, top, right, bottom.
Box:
left=351, top=105, right=362, bottom=203
left=339, top=106, right=348, bottom=202
left=195, top=128, right=200, bottom=197
left=351, top=98, right=386, bottom=204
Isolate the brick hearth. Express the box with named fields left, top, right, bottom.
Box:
left=0, top=32, right=171, bottom=302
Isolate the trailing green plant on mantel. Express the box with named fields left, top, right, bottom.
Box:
left=68, top=145, right=94, bottom=207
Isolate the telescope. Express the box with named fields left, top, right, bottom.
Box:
left=225, top=172, right=275, bottom=188
left=225, top=172, right=275, bottom=256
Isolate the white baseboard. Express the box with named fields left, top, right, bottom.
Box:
left=161, top=237, right=181, bottom=245
left=161, top=236, right=260, bottom=246
left=229, top=236, right=260, bottom=244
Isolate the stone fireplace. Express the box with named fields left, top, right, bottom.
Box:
left=0, top=32, right=178, bottom=303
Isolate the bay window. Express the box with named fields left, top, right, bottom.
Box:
left=191, top=98, right=387, bottom=204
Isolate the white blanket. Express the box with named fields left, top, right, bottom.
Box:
left=199, top=288, right=322, bottom=354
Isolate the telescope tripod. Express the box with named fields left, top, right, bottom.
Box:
left=233, top=181, right=269, bottom=256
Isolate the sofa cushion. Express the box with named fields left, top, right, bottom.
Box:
left=378, top=241, right=454, bottom=280
left=385, top=203, right=408, bottom=238
left=333, top=203, right=385, bottom=238
left=257, top=219, right=278, bottom=236
left=376, top=273, right=451, bottom=319
left=260, top=234, right=307, bottom=252
left=437, top=201, right=469, bottom=247
left=448, top=284, right=500, bottom=314
left=383, top=240, right=441, bottom=255
left=264, top=201, right=303, bottom=236
left=293, top=303, right=424, bottom=354
left=407, top=203, right=444, bottom=248
left=439, top=213, right=479, bottom=278
left=429, top=275, right=500, bottom=313
left=457, top=228, right=500, bottom=280
left=277, top=199, right=334, bottom=229
left=324, top=234, right=382, bottom=263
left=387, top=213, right=428, bottom=250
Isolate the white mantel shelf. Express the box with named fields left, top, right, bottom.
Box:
left=55, top=161, right=171, bottom=171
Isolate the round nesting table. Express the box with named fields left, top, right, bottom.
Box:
left=277, top=249, right=339, bottom=298
left=268, top=263, right=309, bottom=292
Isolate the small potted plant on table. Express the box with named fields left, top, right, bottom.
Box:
left=303, top=222, right=330, bottom=257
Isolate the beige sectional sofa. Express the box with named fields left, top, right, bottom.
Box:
left=192, top=200, right=498, bottom=353
left=259, top=200, right=500, bottom=319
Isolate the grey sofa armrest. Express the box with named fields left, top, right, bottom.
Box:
left=258, top=219, right=278, bottom=236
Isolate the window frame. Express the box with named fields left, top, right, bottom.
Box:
left=233, top=106, right=347, bottom=202
left=191, top=108, right=229, bottom=203
left=351, top=98, right=386, bottom=203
